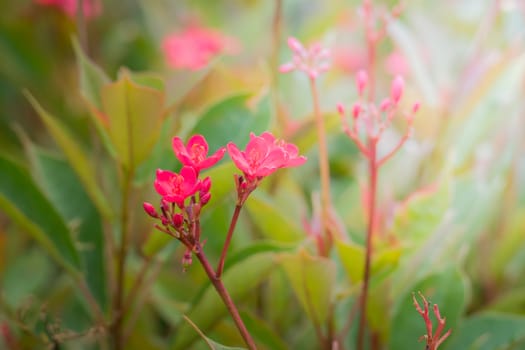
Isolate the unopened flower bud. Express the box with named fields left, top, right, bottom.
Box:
left=172, top=213, right=184, bottom=227
left=352, top=103, right=362, bottom=118
left=279, top=62, right=295, bottom=73
left=379, top=98, right=391, bottom=112
left=200, top=192, right=211, bottom=206
left=182, top=249, right=192, bottom=270
left=143, top=202, right=159, bottom=218
left=356, top=70, right=368, bottom=95
left=200, top=177, right=212, bottom=193
left=337, top=103, right=345, bottom=116
left=391, top=75, right=404, bottom=103
left=412, top=102, right=420, bottom=113
left=288, top=37, right=304, bottom=54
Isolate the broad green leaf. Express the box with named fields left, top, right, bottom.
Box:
left=238, top=311, right=288, bottom=350
left=389, top=267, right=468, bottom=349
left=24, top=92, right=112, bottom=219
left=0, top=154, right=80, bottom=273
left=30, top=148, right=108, bottom=310
left=390, top=182, right=450, bottom=243
left=2, top=248, right=53, bottom=307
left=444, top=313, right=525, bottom=350
left=335, top=240, right=402, bottom=285
left=183, top=315, right=246, bottom=350
left=245, top=193, right=305, bottom=243
left=190, top=93, right=271, bottom=153
left=171, top=252, right=276, bottom=350
left=278, top=249, right=336, bottom=325
left=101, top=73, right=166, bottom=169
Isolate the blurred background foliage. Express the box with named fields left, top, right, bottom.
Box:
left=1, top=0, right=525, bottom=349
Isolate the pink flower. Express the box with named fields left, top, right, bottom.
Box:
left=35, top=0, right=102, bottom=19
left=162, top=25, right=238, bottom=71
left=172, top=135, right=226, bottom=174
left=227, top=132, right=306, bottom=181
left=154, top=166, right=200, bottom=207
left=280, top=37, right=331, bottom=79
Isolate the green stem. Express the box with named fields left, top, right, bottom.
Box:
left=195, top=245, right=257, bottom=350
left=357, top=141, right=377, bottom=350
left=309, top=77, right=332, bottom=251
left=216, top=204, right=243, bottom=278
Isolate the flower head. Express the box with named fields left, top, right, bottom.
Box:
left=35, top=0, right=102, bottom=19
left=162, top=25, right=238, bottom=71
left=154, top=166, right=200, bottom=207
left=172, top=135, right=226, bottom=174
left=227, top=131, right=306, bottom=182
left=279, top=37, right=331, bottom=79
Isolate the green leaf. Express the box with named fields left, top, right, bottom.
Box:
left=183, top=315, right=246, bottom=350
left=238, top=311, right=288, bottom=350
left=245, top=193, right=305, bottom=243
left=278, top=248, right=336, bottom=325
left=171, top=252, right=277, bottom=350
left=24, top=92, right=112, bottom=219
left=30, top=148, right=108, bottom=310
left=389, top=267, right=468, bottom=349
left=0, top=154, right=81, bottom=273
left=191, top=93, right=271, bottom=153
left=444, top=313, right=525, bottom=350
left=101, top=73, right=166, bottom=169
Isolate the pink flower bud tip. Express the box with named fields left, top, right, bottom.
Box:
left=337, top=103, right=345, bottom=115
left=352, top=103, right=362, bottom=118
left=380, top=98, right=391, bottom=112
left=287, top=37, right=304, bottom=53
left=412, top=102, right=420, bottom=113
left=143, top=202, right=158, bottom=218
left=391, top=75, right=404, bottom=103
left=356, top=70, right=368, bottom=95
left=279, top=62, right=295, bottom=73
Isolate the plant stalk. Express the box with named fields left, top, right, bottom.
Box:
left=195, top=245, right=257, bottom=350
left=216, top=204, right=243, bottom=278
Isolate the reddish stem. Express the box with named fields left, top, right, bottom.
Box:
left=195, top=245, right=257, bottom=350
left=216, top=204, right=243, bottom=278
left=357, top=140, right=378, bottom=350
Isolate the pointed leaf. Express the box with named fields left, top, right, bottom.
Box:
left=183, top=315, right=246, bottom=350
left=101, top=74, right=166, bottom=169
left=0, top=154, right=80, bottom=273
left=278, top=249, right=336, bottom=325
left=24, top=92, right=112, bottom=219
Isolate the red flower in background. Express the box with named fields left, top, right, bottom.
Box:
left=172, top=135, right=226, bottom=174
left=162, top=25, right=238, bottom=70
left=227, top=131, right=306, bottom=181
left=35, top=0, right=102, bottom=19
left=154, top=167, right=200, bottom=207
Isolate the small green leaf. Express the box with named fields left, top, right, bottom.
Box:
left=24, top=92, right=112, bottom=219
left=278, top=248, right=336, bottom=325
left=0, top=154, right=81, bottom=273
left=101, top=73, right=166, bottom=169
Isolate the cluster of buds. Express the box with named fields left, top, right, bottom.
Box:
left=338, top=69, right=419, bottom=166
left=279, top=37, right=331, bottom=79
left=143, top=135, right=225, bottom=268
left=413, top=292, right=452, bottom=350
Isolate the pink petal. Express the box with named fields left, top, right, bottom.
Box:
left=227, top=142, right=252, bottom=174
left=172, top=137, right=193, bottom=165
left=187, top=134, right=209, bottom=154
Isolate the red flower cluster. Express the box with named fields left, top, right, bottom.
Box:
left=144, top=132, right=306, bottom=266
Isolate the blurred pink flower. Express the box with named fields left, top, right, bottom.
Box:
left=333, top=46, right=366, bottom=74
left=385, top=51, right=409, bottom=77
left=154, top=167, right=200, bottom=207
left=227, top=131, right=306, bottom=181
left=280, top=37, right=331, bottom=79
left=162, top=25, right=238, bottom=70
left=35, top=0, right=102, bottom=19
left=172, top=134, right=226, bottom=174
